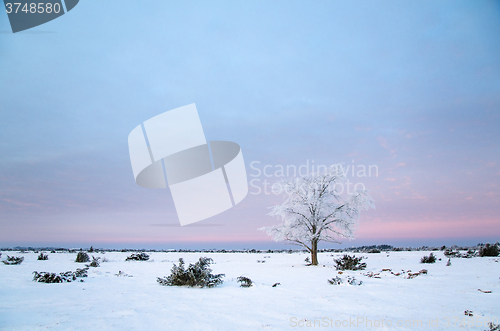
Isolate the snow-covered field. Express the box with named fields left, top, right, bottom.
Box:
left=1, top=250, right=499, bottom=330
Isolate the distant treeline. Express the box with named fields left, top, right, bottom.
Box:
left=1, top=243, right=498, bottom=254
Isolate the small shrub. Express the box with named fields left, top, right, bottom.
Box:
left=367, top=249, right=381, bottom=253
left=33, top=272, right=68, bottom=283
left=346, top=276, right=363, bottom=286
left=446, top=258, right=451, bottom=266
left=304, top=256, right=310, bottom=264
left=486, top=322, right=500, bottom=331
left=445, top=248, right=476, bottom=258
left=75, top=252, right=90, bottom=263
left=33, top=267, right=88, bottom=283
left=420, top=253, right=436, bottom=264
left=87, top=256, right=100, bottom=267
left=328, top=276, right=362, bottom=286
left=328, top=276, right=343, bottom=285
left=444, top=249, right=457, bottom=257
left=115, top=271, right=132, bottom=277
left=334, top=255, right=366, bottom=271
left=125, top=252, right=150, bottom=261
left=479, top=243, right=499, bottom=257
left=72, top=267, right=89, bottom=278
left=272, top=282, right=281, bottom=287
left=157, top=257, right=224, bottom=288
left=237, top=276, right=253, bottom=287
left=2, top=256, right=24, bottom=265
left=37, top=253, right=49, bottom=260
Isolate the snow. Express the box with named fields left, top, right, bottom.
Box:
left=0, top=250, right=499, bottom=330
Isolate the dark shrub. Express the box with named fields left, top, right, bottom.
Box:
left=87, top=256, right=100, bottom=267
left=420, top=253, right=436, bottom=264
left=75, top=252, right=90, bottom=263
left=73, top=267, right=89, bottom=278
left=37, top=253, right=49, bottom=260
left=237, top=276, right=253, bottom=287
left=367, top=249, right=381, bottom=253
left=479, top=243, right=499, bottom=257
left=444, top=249, right=458, bottom=257
left=157, top=257, right=224, bottom=288
left=33, top=267, right=88, bottom=283
left=445, top=248, right=476, bottom=258
left=328, top=276, right=362, bottom=286
left=328, top=276, right=343, bottom=285
left=2, top=255, right=24, bottom=265
left=334, top=255, right=366, bottom=271
left=346, top=276, right=363, bottom=286
left=33, top=272, right=68, bottom=283
left=487, top=322, right=500, bottom=331
left=125, top=252, right=150, bottom=261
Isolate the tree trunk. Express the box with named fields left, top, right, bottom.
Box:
left=311, top=240, right=318, bottom=265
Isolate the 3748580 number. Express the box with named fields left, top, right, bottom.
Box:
left=5, top=2, right=61, bottom=14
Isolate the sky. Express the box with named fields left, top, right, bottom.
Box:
left=0, top=0, right=499, bottom=249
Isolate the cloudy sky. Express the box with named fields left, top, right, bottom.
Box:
left=1, top=0, right=499, bottom=249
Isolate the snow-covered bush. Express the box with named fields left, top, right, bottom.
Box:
left=479, top=243, right=499, bottom=257
left=157, top=257, right=224, bottom=288
left=237, top=276, right=253, bottom=287
left=334, top=255, right=366, bottom=270
left=33, top=267, right=88, bottom=283
left=328, top=276, right=343, bottom=285
left=420, top=253, right=436, bottom=264
left=445, top=248, right=476, bottom=258
left=73, top=267, right=89, bottom=278
left=346, top=276, right=362, bottom=285
left=37, top=253, right=49, bottom=260
left=328, top=276, right=362, bottom=285
left=125, top=252, right=150, bottom=261
left=115, top=271, right=132, bottom=277
left=75, top=252, right=90, bottom=263
left=87, top=256, right=100, bottom=267
left=2, top=255, right=24, bottom=265
left=487, top=322, right=500, bottom=331
left=33, top=272, right=69, bottom=283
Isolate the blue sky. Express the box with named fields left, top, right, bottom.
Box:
left=1, top=0, right=499, bottom=249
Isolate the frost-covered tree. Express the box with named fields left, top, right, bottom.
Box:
left=260, top=165, right=375, bottom=265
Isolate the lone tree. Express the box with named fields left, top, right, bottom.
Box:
left=260, top=165, right=375, bottom=265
